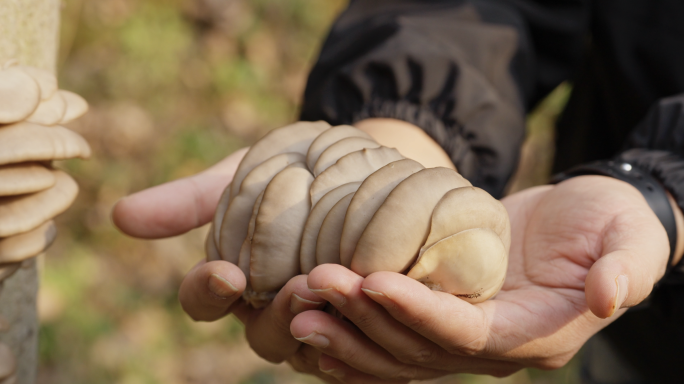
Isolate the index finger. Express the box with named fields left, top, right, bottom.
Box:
left=112, top=148, right=248, bottom=238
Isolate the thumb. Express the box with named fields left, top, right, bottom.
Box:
left=585, top=222, right=670, bottom=319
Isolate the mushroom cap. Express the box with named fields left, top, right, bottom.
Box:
left=0, top=170, right=79, bottom=237
left=21, top=66, right=57, bottom=100
left=340, top=159, right=424, bottom=268
left=205, top=223, right=222, bottom=262
left=0, top=163, right=56, bottom=196
left=316, top=192, right=354, bottom=266
left=211, top=185, right=233, bottom=247
left=352, top=167, right=471, bottom=276
left=218, top=152, right=306, bottom=264
left=312, top=137, right=380, bottom=177
left=300, top=182, right=360, bottom=273
left=229, top=121, right=328, bottom=201
left=0, top=221, right=56, bottom=264
left=306, top=125, right=373, bottom=171
left=0, top=123, right=91, bottom=166
left=0, top=343, right=16, bottom=379
left=238, top=190, right=265, bottom=279
left=250, top=165, right=313, bottom=293
left=26, top=89, right=66, bottom=126
left=0, top=66, right=40, bottom=124
left=306, top=125, right=373, bottom=172
left=407, top=228, right=507, bottom=303
left=421, top=186, right=511, bottom=255
left=0, top=263, right=20, bottom=282
left=309, top=147, right=404, bottom=207
left=58, top=90, right=89, bottom=124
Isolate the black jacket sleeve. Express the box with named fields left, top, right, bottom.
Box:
left=618, top=95, right=684, bottom=279
left=300, top=0, right=588, bottom=198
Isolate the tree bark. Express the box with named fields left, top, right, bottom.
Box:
left=0, top=1, right=61, bottom=382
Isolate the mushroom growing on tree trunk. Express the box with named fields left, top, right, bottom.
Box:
left=0, top=1, right=92, bottom=381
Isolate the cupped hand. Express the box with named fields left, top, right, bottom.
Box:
left=112, top=148, right=345, bottom=382
left=291, top=176, right=670, bottom=381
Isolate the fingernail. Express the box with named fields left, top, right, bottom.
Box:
left=290, top=293, right=326, bottom=314
left=611, top=275, right=629, bottom=316
left=295, top=332, right=330, bottom=348
left=310, top=287, right=346, bottom=307
left=320, top=367, right=344, bottom=378
left=361, top=288, right=390, bottom=303
left=208, top=274, right=238, bottom=298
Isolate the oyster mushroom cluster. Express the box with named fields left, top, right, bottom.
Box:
left=207, top=122, right=510, bottom=308
left=0, top=61, right=90, bottom=295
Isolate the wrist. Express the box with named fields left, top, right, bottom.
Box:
left=353, top=118, right=456, bottom=170
left=552, top=160, right=678, bottom=278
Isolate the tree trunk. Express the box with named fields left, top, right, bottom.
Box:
left=0, top=1, right=61, bottom=382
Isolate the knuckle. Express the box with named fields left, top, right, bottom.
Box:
left=445, top=335, right=487, bottom=357
left=288, top=355, right=314, bottom=374
left=352, top=310, right=379, bottom=330
left=269, top=310, right=292, bottom=335
left=396, top=347, right=438, bottom=365
left=405, top=314, right=433, bottom=335
left=388, top=365, right=418, bottom=381
left=338, top=345, right=362, bottom=364
left=287, top=347, right=320, bottom=373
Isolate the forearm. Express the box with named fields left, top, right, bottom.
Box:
left=354, top=118, right=456, bottom=170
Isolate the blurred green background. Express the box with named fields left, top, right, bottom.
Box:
left=41, top=0, right=575, bottom=383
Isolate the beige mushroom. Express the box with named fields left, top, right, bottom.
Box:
left=0, top=163, right=56, bottom=196
left=238, top=190, right=264, bottom=281
left=58, top=90, right=89, bottom=124
left=300, top=182, right=361, bottom=273
left=312, top=137, right=380, bottom=176
left=0, top=343, right=16, bottom=380
left=352, top=168, right=471, bottom=276
left=309, top=147, right=404, bottom=207
left=306, top=125, right=373, bottom=171
left=0, top=263, right=20, bottom=282
left=407, top=228, right=507, bottom=303
left=218, top=153, right=306, bottom=264
left=228, top=121, right=328, bottom=201
left=0, top=123, right=91, bottom=166
left=21, top=66, right=57, bottom=100
left=421, top=186, right=511, bottom=254
left=247, top=164, right=313, bottom=304
left=0, top=221, right=56, bottom=264
left=316, top=192, right=354, bottom=266
left=205, top=223, right=222, bottom=262
left=0, top=66, right=40, bottom=124
left=26, top=89, right=66, bottom=125
left=0, top=170, right=78, bottom=237
left=211, top=186, right=234, bottom=248
left=340, top=159, right=424, bottom=268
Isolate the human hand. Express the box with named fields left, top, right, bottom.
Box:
left=290, top=176, right=670, bottom=381
left=111, top=148, right=341, bottom=382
